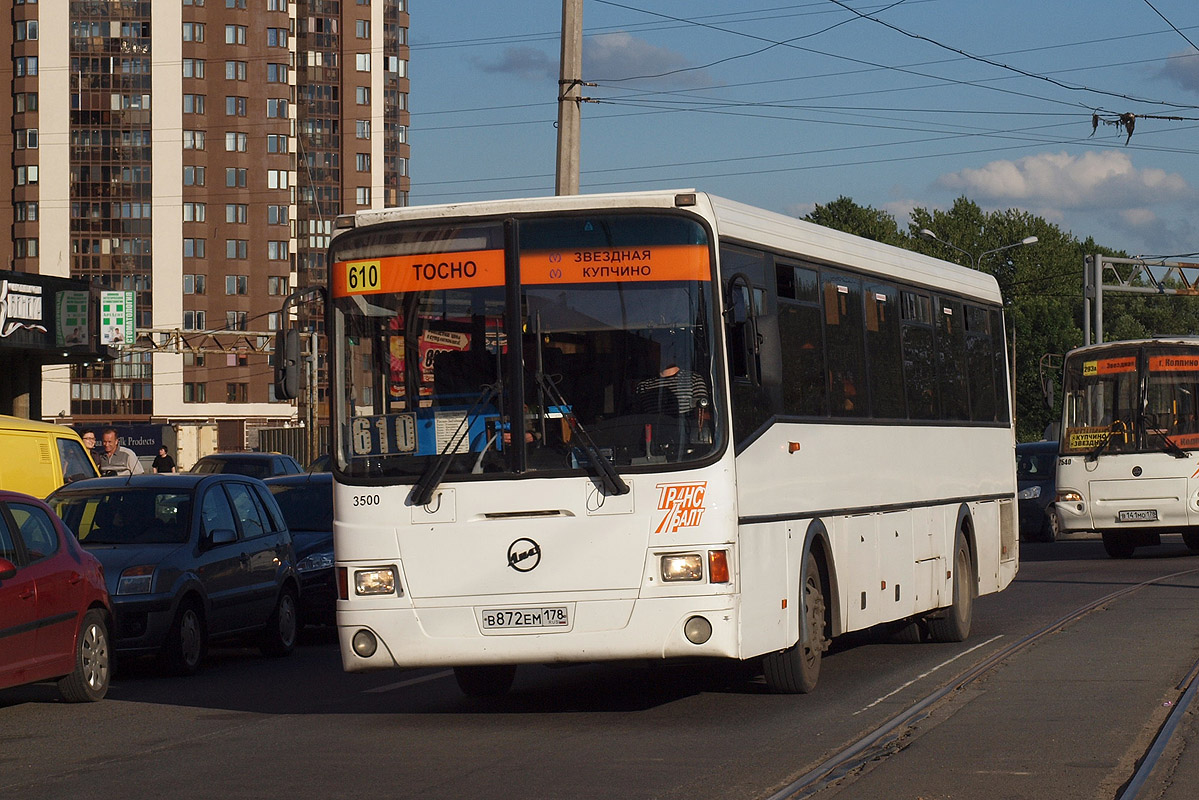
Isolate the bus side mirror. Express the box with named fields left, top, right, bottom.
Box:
left=724, top=273, right=761, bottom=386
left=1041, top=374, right=1055, bottom=410
left=275, top=328, right=301, bottom=400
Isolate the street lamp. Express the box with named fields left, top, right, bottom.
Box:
left=919, top=228, right=1038, bottom=269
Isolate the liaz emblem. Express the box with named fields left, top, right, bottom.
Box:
left=507, top=538, right=541, bottom=572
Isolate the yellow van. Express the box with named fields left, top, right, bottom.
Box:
left=0, top=416, right=99, bottom=498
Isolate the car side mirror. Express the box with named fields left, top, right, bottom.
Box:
left=206, top=528, right=238, bottom=547
left=0, top=557, right=17, bottom=580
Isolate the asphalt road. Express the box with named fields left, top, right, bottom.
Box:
left=4, top=533, right=1199, bottom=800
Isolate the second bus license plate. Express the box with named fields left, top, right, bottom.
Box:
left=480, top=606, right=569, bottom=630
left=1118, top=509, right=1158, bottom=522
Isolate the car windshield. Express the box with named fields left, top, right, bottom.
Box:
left=196, top=458, right=271, bottom=478
left=1016, top=452, right=1056, bottom=479
left=51, top=489, right=193, bottom=545
left=268, top=482, right=333, bottom=532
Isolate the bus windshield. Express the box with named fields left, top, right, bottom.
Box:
left=1061, top=344, right=1199, bottom=456
left=330, top=213, right=722, bottom=482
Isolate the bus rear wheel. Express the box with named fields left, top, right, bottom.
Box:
left=454, top=665, right=516, bottom=698
left=763, top=551, right=828, bottom=694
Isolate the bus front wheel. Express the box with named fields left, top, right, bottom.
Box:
left=1102, top=532, right=1136, bottom=559
left=927, top=530, right=974, bottom=643
left=454, top=665, right=517, bottom=698
left=763, top=551, right=828, bottom=694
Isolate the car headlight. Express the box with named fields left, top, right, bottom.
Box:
left=297, top=551, right=334, bottom=573
left=661, top=554, right=704, bottom=582
left=1018, top=486, right=1041, bottom=500
left=117, top=565, right=154, bottom=595
left=355, top=567, right=399, bottom=596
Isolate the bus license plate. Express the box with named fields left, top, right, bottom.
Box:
left=480, top=607, right=569, bottom=630
left=1118, top=509, right=1158, bottom=522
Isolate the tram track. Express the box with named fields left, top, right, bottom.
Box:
left=764, top=566, right=1199, bottom=800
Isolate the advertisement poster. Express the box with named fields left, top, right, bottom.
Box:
left=100, top=290, right=134, bottom=346
left=57, top=290, right=90, bottom=346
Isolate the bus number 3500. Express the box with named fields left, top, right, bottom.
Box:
left=352, top=494, right=381, bottom=507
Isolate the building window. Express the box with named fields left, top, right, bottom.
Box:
left=183, top=274, right=207, bottom=295
left=183, top=166, right=205, bottom=186
left=16, top=20, right=39, bottom=40
left=16, top=165, right=39, bottom=186
left=267, top=170, right=289, bottom=189
left=183, top=238, right=206, bottom=258
left=183, top=130, right=206, bottom=150
left=268, top=241, right=289, bottom=260
left=183, top=203, right=207, bottom=223
left=356, top=120, right=371, bottom=139
left=15, top=238, right=39, bottom=258
left=267, top=205, right=289, bottom=225
left=356, top=187, right=371, bottom=206
left=356, top=20, right=370, bottom=38
left=266, top=135, right=288, bottom=153
left=226, top=240, right=249, bottom=260
left=225, top=25, right=246, bottom=45
left=268, top=312, right=281, bottom=330
left=225, top=314, right=249, bottom=335
left=226, top=204, right=248, bottom=224
left=356, top=53, right=371, bottom=72
left=225, top=60, right=247, bottom=80
left=266, top=98, right=288, bottom=118
left=267, top=63, right=289, bottom=83
left=15, top=201, right=38, bottom=222
left=226, top=383, right=248, bottom=403
left=184, top=383, right=208, bottom=403
left=183, top=94, right=206, bottom=114
left=183, top=59, right=205, bottom=79
left=15, top=93, right=37, bottom=113
left=15, top=129, right=38, bottom=149
left=356, top=154, right=371, bottom=171
left=268, top=276, right=289, bottom=295
left=356, top=86, right=370, bottom=105
left=226, top=168, right=247, bottom=188
left=225, top=131, right=248, bottom=152
left=226, top=96, right=247, bottom=117
left=183, top=311, right=207, bottom=331
left=182, top=23, right=204, bottom=42
left=226, top=275, right=249, bottom=294
left=226, top=0, right=247, bottom=8
left=267, top=27, right=287, bottom=47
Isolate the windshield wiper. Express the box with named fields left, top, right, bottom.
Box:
left=533, top=369, right=629, bottom=496
left=1148, top=425, right=1190, bottom=459
left=410, top=381, right=501, bottom=507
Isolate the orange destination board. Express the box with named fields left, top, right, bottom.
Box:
left=520, top=244, right=710, bottom=285
left=1082, top=356, right=1136, bottom=376
left=333, top=249, right=506, bottom=297
left=1149, top=355, right=1199, bottom=372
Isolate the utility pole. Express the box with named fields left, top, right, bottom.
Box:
left=555, top=0, right=583, bottom=195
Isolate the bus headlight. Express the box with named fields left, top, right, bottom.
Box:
left=661, top=554, right=703, bottom=582
left=355, top=567, right=399, bottom=596
left=1056, top=490, right=1083, bottom=504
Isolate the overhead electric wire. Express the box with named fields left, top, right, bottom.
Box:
left=1141, top=0, right=1199, bottom=53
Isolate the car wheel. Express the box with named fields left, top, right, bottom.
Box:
left=162, top=600, right=206, bottom=676
left=260, top=586, right=299, bottom=657
left=57, top=610, right=111, bottom=703
left=1102, top=532, right=1136, bottom=559
left=928, top=529, right=974, bottom=643
left=453, top=665, right=517, bottom=698
left=763, top=551, right=829, bottom=693
left=1043, top=508, right=1060, bottom=543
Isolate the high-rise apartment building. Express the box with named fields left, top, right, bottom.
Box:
left=0, top=0, right=409, bottom=453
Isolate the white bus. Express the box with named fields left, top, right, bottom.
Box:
left=1055, top=338, right=1199, bottom=558
left=314, top=190, right=1019, bottom=696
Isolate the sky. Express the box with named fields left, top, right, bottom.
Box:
left=407, top=1, right=1199, bottom=259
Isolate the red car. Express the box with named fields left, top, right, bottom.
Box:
left=0, top=490, right=113, bottom=702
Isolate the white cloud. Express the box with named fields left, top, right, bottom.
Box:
left=1158, top=49, right=1199, bottom=94
left=935, top=151, right=1192, bottom=211
left=473, top=46, right=558, bottom=81
left=584, top=32, right=716, bottom=89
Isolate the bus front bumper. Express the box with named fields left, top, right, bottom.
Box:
left=337, top=595, right=742, bottom=672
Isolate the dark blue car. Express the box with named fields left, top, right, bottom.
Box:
left=1016, top=441, right=1059, bottom=541
left=48, top=474, right=300, bottom=675
left=264, top=472, right=334, bottom=626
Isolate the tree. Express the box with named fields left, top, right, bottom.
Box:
left=803, top=196, right=907, bottom=247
